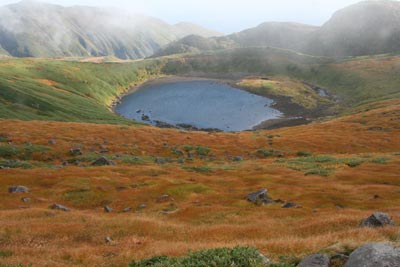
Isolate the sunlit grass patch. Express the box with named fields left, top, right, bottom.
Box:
left=166, top=184, right=211, bottom=200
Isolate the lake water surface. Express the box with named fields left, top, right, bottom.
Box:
left=115, top=79, right=282, bottom=131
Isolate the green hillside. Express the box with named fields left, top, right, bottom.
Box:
left=0, top=58, right=165, bottom=123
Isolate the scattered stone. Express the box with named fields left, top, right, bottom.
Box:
left=104, top=206, right=113, bottom=213
left=154, top=157, right=166, bottom=164
left=8, top=186, right=29, bottom=193
left=257, top=252, right=270, bottom=265
left=297, top=254, right=329, bottom=267
left=233, top=156, right=243, bottom=162
left=122, top=207, right=132, bottom=213
left=141, top=114, right=150, bottom=121
left=21, top=197, right=31, bottom=203
left=344, top=243, right=400, bottom=267
left=50, top=203, right=70, bottom=212
left=139, top=204, right=147, bottom=209
left=178, top=158, right=185, bottom=164
left=282, top=202, right=301, bottom=208
left=116, top=186, right=127, bottom=191
left=99, top=145, right=109, bottom=153
left=360, top=212, right=395, bottom=228
left=156, top=195, right=174, bottom=203
left=62, top=161, right=69, bottom=166
left=105, top=236, right=113, bottom=244
left=48, top=139, right=57, bottom=145
left=92, top=157, right=116, bottom=166
left=172, top=148, right=184, bottom=156
left=70, top=148, right=82, bottom=156
left=247, top=189, right=274, bottom=205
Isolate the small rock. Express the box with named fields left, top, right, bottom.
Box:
left=141, top=114, right=150, bottom=121
left=178, top=158, right=185, bottom=164
left=360, top=212, right=395, bottom=227
left=154, top=157, right=166, bottom=164
left=156, top=195, right=174, bottom=203
left=48, top=139, right=57, bottom=145
left=297, top=254, right=329, bottom=267
left=258, top=252, right=270, bottom=265
left=62, top=161, right=69, bottom=166
left=105, top=236, right=113, bottom=244
left=8, top=186, right=29, bottom=193
left=139, top=204, right=147, bottom=209
left=50, top=203, right=70, bottom=212
left=70, top=148, right=82, bottom=156
left=282, top=202, right=299, bottom=208
left=104, top=206, right=113, bottom=213
left=122, top=207, right=132, bottom=213
left=344, top=243, right=400, bottom=267
left=92, top=157, right=116, bottom=166
left=233, top=156, right=243, bottom=162
left=21, top=197, right=31, bottom=203
left=99, top=145, right=109, bottom=153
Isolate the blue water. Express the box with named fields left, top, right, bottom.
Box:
left=115, top=80, right=282, bottom=131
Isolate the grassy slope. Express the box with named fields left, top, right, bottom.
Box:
left=1, top=49, right=399, bottom=125
left=0, top=101, right=399, bottom=266
left=0, top=58, right=165, bottom=124
left=163, top=48, right=400, bottom=112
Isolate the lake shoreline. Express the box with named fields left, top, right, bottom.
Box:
left=112, top=75, right=319, bottom=131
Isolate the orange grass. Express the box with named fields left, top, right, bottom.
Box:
left=0, top=101, right=399, bottom=266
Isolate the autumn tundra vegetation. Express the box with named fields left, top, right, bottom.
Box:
left=1, top=1, right=400, bottom=267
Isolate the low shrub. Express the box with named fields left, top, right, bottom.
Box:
left=129, top=246, right=266, bottom=267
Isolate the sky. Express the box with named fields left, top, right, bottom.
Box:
left=0, top=0, right=382, bottom=33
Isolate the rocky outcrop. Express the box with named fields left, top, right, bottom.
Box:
left=360, top=212, right=395, bottom=228
left=247, top=189, right=274, bottom=205
left=297, top=254, right=329, bottom=267
left=8, top=186, right=29, bottom=193
left=344, top=243, right=400, bottom=267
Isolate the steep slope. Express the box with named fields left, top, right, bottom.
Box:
left=308, top=0, right=400, bottom=56
left=0, top=1, right=219, bottom=59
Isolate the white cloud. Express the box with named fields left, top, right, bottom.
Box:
left=0, top=0, right=394, bottom=33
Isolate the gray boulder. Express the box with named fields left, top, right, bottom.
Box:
left=297, top=254, right=329, bottom=267
left=155, top=157, right=166, bottom=164
left=8, top=186, right=29, bottom=193
left=70, top=148, right=82, bottom=155
left=344, top=243, right=400, bottom=267
left=233, top=156, right=243, bottom=162
left=104, top=206, right=113, bottom=213
left=92, top=157, right=116, bottom=166
left=247, top=189, right=274, bottom=204
left=360, top=212, right=395, bottom=227
left=50, top=203, right=70, bottom=212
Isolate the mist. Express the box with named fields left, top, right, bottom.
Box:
left=1, top=0, right=378, bottom=33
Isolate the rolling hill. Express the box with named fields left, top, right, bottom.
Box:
left=157, top=1, right=400, bottom=58
left=0, top=1, right=221, bottom=59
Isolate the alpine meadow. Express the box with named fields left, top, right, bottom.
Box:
left=0, top=1, right=400, bottom=267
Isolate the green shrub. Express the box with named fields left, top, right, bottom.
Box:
left=183, top=166, right=212, bottom=173
left=258, top=149, right=277, bottom=157
left=129, top=247, right=266, bottom=267
left=371, top=157, right=390, bottom=164
left=296, top=151, right=312, bottom=157
left=0, top=145, right=49, bottom=160
left=0, top=250, right=13, bottom=258
left=196, top=146, right=211, bottom=157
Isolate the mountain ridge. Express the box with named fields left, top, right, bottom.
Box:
left=0, top=1, right=220, bottom=59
